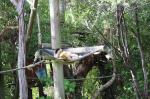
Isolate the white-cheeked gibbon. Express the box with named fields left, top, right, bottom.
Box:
left=55, top=48, right=79, bottom=61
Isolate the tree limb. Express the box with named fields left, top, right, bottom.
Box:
left=116, top=4, right=142, bottom=99
left=92, top=60, right=116, bottom=99
left=26, top=0, right=38, bottom=46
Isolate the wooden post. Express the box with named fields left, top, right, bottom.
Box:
left=49, top=0, right=65, bottom=99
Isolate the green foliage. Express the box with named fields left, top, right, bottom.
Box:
left=1, top=0, right=150, bottom=98
left=64, top=80, right=76, bottom=94
left=82, top=68, right=100, bottom=99
left=42, top=76, right=53, bottom=87
left=38, top=96, right=52, bottom=99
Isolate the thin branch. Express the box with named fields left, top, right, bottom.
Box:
left=133, top=3, right=148, bottom=98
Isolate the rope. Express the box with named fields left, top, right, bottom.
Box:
left=65, top=74, right=120, bottom=81
left=25, top=74, right=121, bottom=81
left=0, top=60, right=45, bottom=74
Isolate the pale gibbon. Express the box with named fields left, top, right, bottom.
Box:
left=55, top=48, right=79, bottom=61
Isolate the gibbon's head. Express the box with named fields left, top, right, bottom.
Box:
left=105, top=54, right=112, bottom=61
left=55, top=48, right=73, bottom=61
left=55, top=48, right=63, bottom=54
left=100, top=52, right=112, bottom=61
left=55, top=48, right=63, bottom=58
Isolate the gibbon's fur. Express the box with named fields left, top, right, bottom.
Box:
left=55, top=48, right=79, bottom=61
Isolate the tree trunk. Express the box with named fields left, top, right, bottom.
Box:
left=17, top=0, right=28, bottom=98
left=0, top=43, right=5, bottom=99
left=49, top=0, right=65, bottom=98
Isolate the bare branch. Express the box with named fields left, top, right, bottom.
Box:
left=92, top=60, right=116, bottom=99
